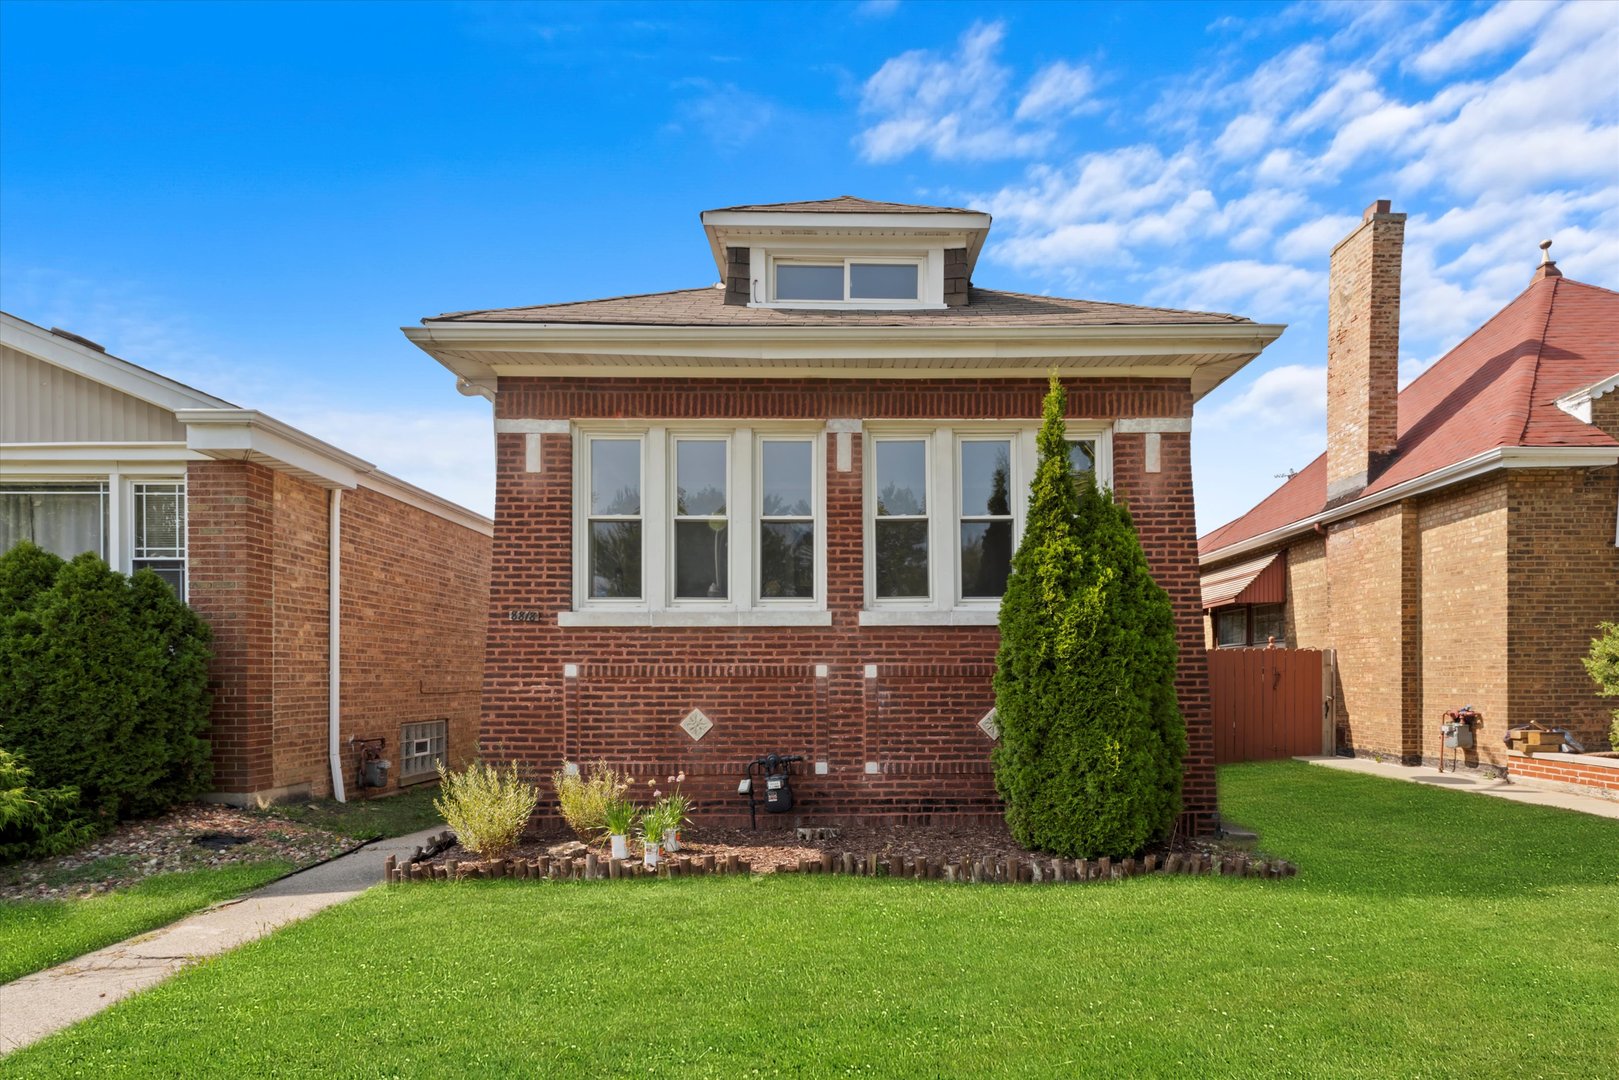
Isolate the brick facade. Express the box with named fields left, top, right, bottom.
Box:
left=1203, top=464, right=1618, bottom=769
left=188, top=460, right=491, bottom=803
left=486, top=376, right=1218, bottom=831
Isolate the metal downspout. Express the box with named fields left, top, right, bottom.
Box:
left=328, top=488, right=347, bottom=802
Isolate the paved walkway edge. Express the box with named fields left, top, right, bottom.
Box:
left=1297, top=755, right=1619, bottom=820
left=0, top=825, right=442, bottom=1055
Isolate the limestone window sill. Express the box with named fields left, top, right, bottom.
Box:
left=557, top=610, right=832, bottom=628
left=857, top=609, right=1000, bottom=627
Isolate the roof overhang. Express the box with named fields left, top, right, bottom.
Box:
left=699, top=209, right=994, bottom=280
left=1199, top=444, right=1619, bottom=566
left=1, top=312, right=232, bottom=412
left=1201, top=551, right=1285, bottom=610
left=1555, top=370, right=1619, bottom=423
left=403, top=321, right=1285, bottom=403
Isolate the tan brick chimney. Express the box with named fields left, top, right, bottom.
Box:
left=1325, top=199, right=1406, bottom=505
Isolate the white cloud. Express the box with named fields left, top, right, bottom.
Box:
left=855, top=22, right=1096, bottom=162
left=1214, top=113, right=1274, bottom=159
left=1201, top=363, right=1326, bottom=431
left=1411, top=0, right=1559, bottom=77
left=1146, top=260, right=1326, bottom=322
left=668, top=79, right=778, bottom=151
left=853, top=0, right=900, bottom=19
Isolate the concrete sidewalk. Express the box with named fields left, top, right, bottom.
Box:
left=0, top=825, right=440, bottom=1055
left=1298, top=755, right=1619, bottom=820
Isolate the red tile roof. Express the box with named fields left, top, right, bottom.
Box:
left=1200, top=275, right=1619, bottom=557
left=706, top=195, right=981, bottom=215
left=429, top=286, right=1251, bottom=327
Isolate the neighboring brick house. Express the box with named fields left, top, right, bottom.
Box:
left=1199, top=203, right=1619, bottom=771
left=405, top=195, right=1284, bottom=830
left=1, top=311, right=492, bottom=804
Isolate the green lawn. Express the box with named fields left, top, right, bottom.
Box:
left=252, top=783, right=444, bottom=841
left=0, top=861, right=292, bottom=984
left=9, top=763, right=1619, bottom=1078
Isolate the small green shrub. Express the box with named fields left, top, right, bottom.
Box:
left=0, top=547, right=213, bottom=829
left=551, top=760, right=631, bottom=840
left=638, top=801, right=670, bottom=855
left=992, top=375, right=1185, bottom=858
left=435, top=760, right=539, bottom=860
left=1584, top=621, right=1619, bottom=750
left=0, top=747, right=94, bottom=863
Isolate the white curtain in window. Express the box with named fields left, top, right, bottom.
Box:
left=0, top=485, right=107, bottom=560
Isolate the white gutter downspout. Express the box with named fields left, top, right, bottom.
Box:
left=328, top=488, right=347, bottom=803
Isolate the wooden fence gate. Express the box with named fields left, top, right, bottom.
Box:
left=1209, top=647, right=1334, bottom=764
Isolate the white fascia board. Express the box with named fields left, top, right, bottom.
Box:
left=1555, top=370, right=1619, bottom=424
left=1198, top=445, right=1619, bottom=566
left=1, top=312, right=231, bottom=413
left=176, top=408, right=370, bottom=489
left=0, top=441, right=200, bottom=465
left=358, top=469, right=493, bottom=536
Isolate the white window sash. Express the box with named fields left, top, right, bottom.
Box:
left=754, top=433, right=822, bottom=607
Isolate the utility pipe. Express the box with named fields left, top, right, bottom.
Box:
left=328, top=488, right=347, bottom=802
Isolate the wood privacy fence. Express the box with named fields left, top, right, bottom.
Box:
left=1209, top=647, right=1335, bottom=764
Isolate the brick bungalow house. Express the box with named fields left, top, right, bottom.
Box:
left=1198, top=202, right=1619, bottom=777
left=405, top=196, right=1284, bottom=830
left=1, top=311, right=492, bottom=804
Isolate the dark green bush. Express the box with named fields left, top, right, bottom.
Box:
left=0, top=746, right=93, bottom=862
left=992, top=376, right=1186, bottom=857
left=1585, top=621, right=1619, bottom=750
left=0, top=544, right=212, bottom=829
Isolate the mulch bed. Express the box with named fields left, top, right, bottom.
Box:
left=399, top=819, right=1289, bottom=884
left=0, top=804, right=354, bottom=902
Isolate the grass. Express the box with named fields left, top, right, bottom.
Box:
left=0, top=861, right=292, bottom=984
left=253, top=782, right=444, bottom=841
left=9, top=762, right=1619, bottom=1077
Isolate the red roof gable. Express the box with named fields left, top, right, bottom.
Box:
left=1200, top=275, right=1619, bottom=557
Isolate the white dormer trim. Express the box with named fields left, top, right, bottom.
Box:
left=753, top=249, right=944, bottom=311
left=1555, top=370, right=1619, bottom=424
left=701, top=209, right=992, bottom=281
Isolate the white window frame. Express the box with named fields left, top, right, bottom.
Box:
left=754, top=433, right=824, bottom=608
left=763, top=251, right=935, bottom=309
left=1, top=471, right=189, bottom=600
left=567, top=423, right=829, bottom=627
left=860, top=421, right=1111, bottom=625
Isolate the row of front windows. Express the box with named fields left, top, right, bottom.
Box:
left=0, top=479, right=188, bottom=596
left=573, top=426, right=1102, bottom=614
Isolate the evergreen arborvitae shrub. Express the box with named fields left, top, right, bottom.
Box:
left=0, top=746, right=93, bottom=863
left=0, top=547, right=212, bottom=828
left=1585, top=621, right=1619, bottom=750
left=992, top=375, right=1187, bottom=857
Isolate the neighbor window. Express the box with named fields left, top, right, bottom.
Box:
left=1213, top=604, right=1287, bottom=648
left=399, top=719, right=448, bottom=782
left=1251, top=603, right=1286, bottom=645
left=575, top=428, right=824, bottom=614
left=132, top=482, right=187, bottom=596
left=0, top=482, right=108, bottom=561
left=772, top=258, right=921, bottom=303
left=1215, top=608, right=1248, bottom=648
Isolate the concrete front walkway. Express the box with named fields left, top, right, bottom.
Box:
left=1299, top=755, right=1619, bottom=820
left=0, top=825, right=441, bottom=1055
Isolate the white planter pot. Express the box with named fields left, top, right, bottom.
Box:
left=663, top=829, right=681, bottom=852
left=643, top=843, right=661, bottom=869
left=610, top=834, right=629, bottom=861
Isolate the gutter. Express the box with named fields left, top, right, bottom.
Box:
left=328, top=489, right=347, bottom=804
left=1199, top=445, right=1619, bottom=566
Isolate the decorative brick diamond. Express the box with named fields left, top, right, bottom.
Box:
left=978, top=709, right=1000, bottom=740
left=681, top=708, right=713, bottom=742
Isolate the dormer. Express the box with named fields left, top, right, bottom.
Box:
left=700, top=195, right=992, bottom=310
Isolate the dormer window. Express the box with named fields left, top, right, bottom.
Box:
left=772, top=257, right=922, bottom=304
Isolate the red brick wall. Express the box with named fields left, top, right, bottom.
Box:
left=486, top=376, right=1217, bottom=832
left=1508, top=751, right=1619, bottom=792
left=336, top=486, right=489, bottom=796
left=187, top=461, right=276, bottom=794
left=188, top=460, right=491, bottom=802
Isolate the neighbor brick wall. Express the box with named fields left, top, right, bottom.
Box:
left=188, top=461, right=491, bottom=802
left=187, top=460, right=277, bottom=795
left=1416, top=474, right=1509, bottom=766
left=487, top=376, right=1217, bottom=832
left=335, top=486, right=490, bottom=796
left=1507, top=466, right=1619, bottom=751
left=1284, top=534, right=1329, bottom=647
left=1507, top=751, right=1619, bottom=793
left=1325, top=502, right=1419, bottom=759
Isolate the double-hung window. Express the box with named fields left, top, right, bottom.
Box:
left=574, top=428, right=825, bottom=622
left=958, top=438, right=1014, bottom=599
left=1, top=477, right=190, bottom=599
left=132, top=482, right=187, bottom=596
left=871, top=438, right=930, bottom=598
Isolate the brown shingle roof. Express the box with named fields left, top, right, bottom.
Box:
left=1199, top=275, right=1619, bottom=557
left=706, top=195, right=981, bottom=215
left=430, top=286, right=1250, bottom=327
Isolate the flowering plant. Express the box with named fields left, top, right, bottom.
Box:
left=602, top=795, right=637, bottom=837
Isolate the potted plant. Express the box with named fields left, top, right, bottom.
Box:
left=639, top=802, right=668, bottom=869
left=662, top=779, right=690, bottom=852
left=603, top=795, right=636, bottom=861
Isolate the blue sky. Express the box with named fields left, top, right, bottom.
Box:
left=2, top=0, right=1615, bottom=530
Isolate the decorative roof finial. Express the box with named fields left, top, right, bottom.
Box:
left=1533, top=238, right=1562, bottom=281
